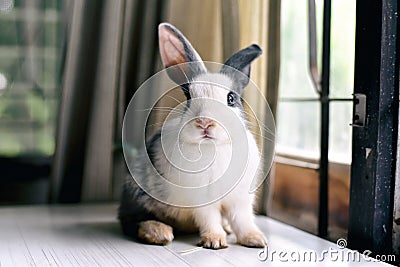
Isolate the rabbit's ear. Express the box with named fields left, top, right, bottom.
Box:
left=159, top=23, right=206, bottom=86
left=220, top=44, right=262, bottom=95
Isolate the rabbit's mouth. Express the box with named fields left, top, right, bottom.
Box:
left=202, top=134, right=213, bottom=139
left=199, top=128, right=214, bottom=140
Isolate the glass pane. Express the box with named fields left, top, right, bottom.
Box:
left=279, top=0, right=321, bottom=98
left=329, top=102, right=352, bottom=163
left=0, top=0, right=64, bottom=157
left=280, top=0, right=355, bottom=99
left=278, top=0, right=355, bottom=163
left=276, top=101, right=320, bottom=159
left=330, top=0, right=356, bottom=98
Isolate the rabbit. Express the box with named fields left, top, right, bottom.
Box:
left=118, top=22, right=267, bottom=249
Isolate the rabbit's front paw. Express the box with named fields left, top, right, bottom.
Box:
left=197, top=232, right=228, bottom=249
left=237, top=230, right=267, bottom=248
left=138, top=220, right=174, bottom=245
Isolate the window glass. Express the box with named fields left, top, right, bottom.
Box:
left=330, top=102, right=352, bottom=163
left=277, top=0, right=355, bottom=164
left=276, top=101, right=320, bottom=160
left=278, top=0, right=321, bottom=99
left=330, top=0, right=356, bottom=98
left=0, top=0, right=64, bottom=156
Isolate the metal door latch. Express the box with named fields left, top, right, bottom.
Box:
left=351, top=93, right=367, bottom=127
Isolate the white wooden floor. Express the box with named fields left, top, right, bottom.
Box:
left=0, top=203, right=392, bottom=266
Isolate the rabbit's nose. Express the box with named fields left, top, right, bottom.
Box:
left=195, top=118, right=216, bottom=129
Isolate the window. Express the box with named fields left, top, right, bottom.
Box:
left=271, top=0, right=356, bottom=240
left=0, top=0, right=65, bottom=204
left=0, top=0, right=64, bottom=157
left=276, top=0, right=355, bottom=163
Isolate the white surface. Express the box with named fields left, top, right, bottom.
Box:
left=0, top=203, right=392, bottom=266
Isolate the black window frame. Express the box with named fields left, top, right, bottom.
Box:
left=348, top=0, right=399, bottom=257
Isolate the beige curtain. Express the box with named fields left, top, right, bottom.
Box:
left=51, top=0, right=126, bottom=202
left=51, top=0, right=165, bottom=202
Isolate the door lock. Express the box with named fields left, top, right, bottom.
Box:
left=351, top=93, right=367, bottom=127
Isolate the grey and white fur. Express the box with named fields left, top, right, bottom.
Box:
left=118, top=23, right=267, bottom=249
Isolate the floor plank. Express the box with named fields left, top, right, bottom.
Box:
left=0, top=203, right=392, bottom=266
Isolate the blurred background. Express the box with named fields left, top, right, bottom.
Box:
left=0, top=0, right=355, bottom=242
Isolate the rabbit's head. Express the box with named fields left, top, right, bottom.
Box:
left=158, top=23, right=262, bottom=145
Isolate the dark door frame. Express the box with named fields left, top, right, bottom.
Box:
left=348, top=0, right=399, bottom=256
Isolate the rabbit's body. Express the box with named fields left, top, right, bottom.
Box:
left=119, top=23, right=267, bottom=249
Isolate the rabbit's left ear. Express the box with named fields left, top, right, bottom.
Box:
left=220, top=44, right=262, bottom=95
left=159, top=23, right=206, bottom=88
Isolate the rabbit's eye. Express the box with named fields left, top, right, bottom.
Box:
left=227, top=92, right=236, bottom=106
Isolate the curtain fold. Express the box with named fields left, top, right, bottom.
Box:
left=51, top=0, right=165, bottom=202
left=80, top=0, right=125, bottom=201
left=113, top=0, right=166, bottom=200
left=51, top=0, right=104, bottom=202
left=238, top=0, right=281, bottom=215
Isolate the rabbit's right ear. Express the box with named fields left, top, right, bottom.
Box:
left=159, top=23, right=206, bottom=87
